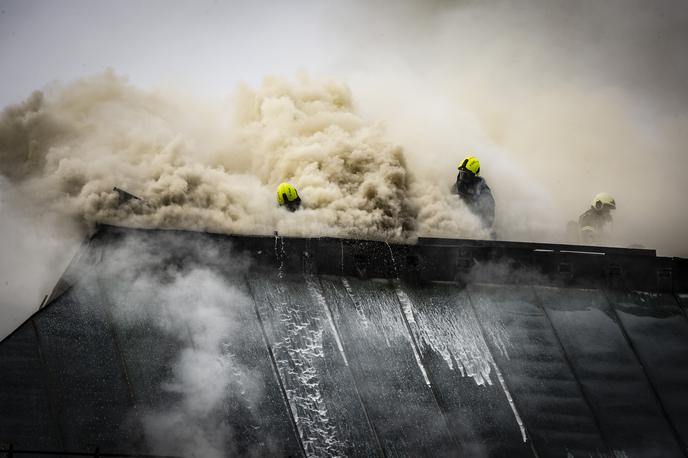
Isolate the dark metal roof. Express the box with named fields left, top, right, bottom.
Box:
left=1, top=225, right=687, bottom=457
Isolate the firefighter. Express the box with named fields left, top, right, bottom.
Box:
left=451, top=155, right=495, bottom=231
left=579, top=192, right=616, bottom=243
left=276, top=182, right=302, bottom=212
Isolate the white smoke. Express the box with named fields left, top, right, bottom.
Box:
left=0, top=71, right=487, bottom=244
left=0, top=176, right=82, bottom=339
left=100, top=235, right=262, bottom=457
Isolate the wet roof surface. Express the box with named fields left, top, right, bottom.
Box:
left=1, top=226, right=688, bottom=457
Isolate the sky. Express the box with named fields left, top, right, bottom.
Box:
left=0, top=0, right=686, bottom=110
left=1, top=0, right=688, bottom=339
left=0, top=0, right=340, bottom=106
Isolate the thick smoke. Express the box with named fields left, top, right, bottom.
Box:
left=2, top=0, right=686, bottom=256
left=0, top=71, right=486, bottom=246
left=336, top=0, right=688, bottom=254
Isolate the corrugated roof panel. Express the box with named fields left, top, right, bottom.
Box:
left=468, top=283, right=609, bottom=456
left=1, top=226, right=687, bottom=457
left=536, top=286, right=683, bottom=457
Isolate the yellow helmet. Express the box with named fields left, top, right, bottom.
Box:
left=458, top=156, right=480, bottom=176
left=591, top=192, right=616, bottom=211
left=276, top=182, right=299, bottom=205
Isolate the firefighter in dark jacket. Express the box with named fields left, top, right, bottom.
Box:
left=578, top=192, right=616, bottom=243
left=451, top=155, right=495, bottom=232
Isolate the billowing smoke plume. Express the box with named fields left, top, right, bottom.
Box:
left=0, top=71, right=487, bottom=245
left=3, top=0, right=687, bottom=256
left=335, top=0, right=688, bottom=254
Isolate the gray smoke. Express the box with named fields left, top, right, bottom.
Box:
left=336, top=0, right=688, bottom=253
left=0, top=72, right=488, bottom=243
